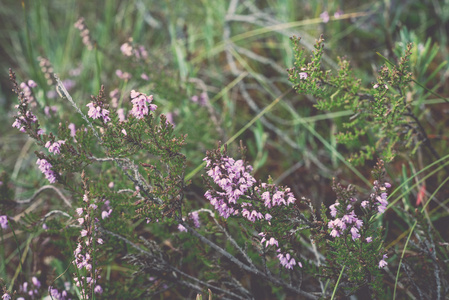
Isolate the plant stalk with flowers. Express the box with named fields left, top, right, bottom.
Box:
left=311, top=159, right=390, bottom=297
left=288, top=35, right=447, bottom=171
left=5, top=65, right=398, bottom=299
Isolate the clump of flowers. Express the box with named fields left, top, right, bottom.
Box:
left=316, top=159, right=390, bottom=297
left=203, top=144, right=308, bottom=270
left=36, top=158, right=58, bottom=183
left=85, top=85, right=111, bottom=123
left=130, top=90, right=157, bottom=119
left=74, top=17, right=94, bottom=50
left=73, top=183, right=105, bottom=299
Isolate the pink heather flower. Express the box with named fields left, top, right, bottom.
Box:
left=329, top=202, right=339, bottom=217
left=130, top=90, right=157, bottom=119
left=330, top=228, right=340, bottom=237
left=32, top=276, right=41, bottom=288
left=86, top=102, right=102, bottom=119
left=94, top=285, right=103, bottom=294
left=120, top=43, right=133, bottom=56
left=334, top=9, right=343, bottom=18
left=265, top=213, right=272, bottom=221
left=299, top=72, right=308, bottom=79
left=373, top=83, right=379, bottom=89
left=108, top=181, right=114, bottom=188
left=379, top=254, right=388, bottom=268
left=384, top=182, right=391, bottom=188
left=45, top=140, right=65, bottom=154
left=78, top=218, right=85, bottom=225
left=83, top=194, right=88, bottom=202
left=350, top=227, right=361, bottom=240
left=101, top=209, right=112, bottom=219
left=355, top=218, right=363, bottom=229
left=265, top=237, right=279, bottom=248
left=178, top=224, right=187, bottom=232
left=36, top=158, right=57, bottom=183
left=28, top=80, right=37, bottom=88
left=76, top=208, right=84, bottom=215
left=320, top=11, right=330, bottom=23
left=189, top=211, right=201, bottom=228
left=68, top=123, right=76, bottom=137
left=0, top=215, right=8, bottom=229
left=121, top=129, right=127, bottom=135
left=2, top=293, right=11, bottom=300
left=361, top=200, right=369, bottom=208
left=117, top=108, right=126, bottom=121
left=366, top=237, right=373, bottom=243
left=81, top=229, right=88, bottom=237
left=97, top=238, right=104, bottom=244
left=116, top=69, right=132, bottom=80
left=141, top=73, right=149, bottom=81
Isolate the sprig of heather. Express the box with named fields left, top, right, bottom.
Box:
left=317, top=159, right=390, bottom=296
left=203, top=144, right=311, bottom=270
left=9, top=69, right=42, bottom=138
left=73, top=175, right=106, bottom=299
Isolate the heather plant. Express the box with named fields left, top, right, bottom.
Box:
left=288, top=35, right=447, bottom=167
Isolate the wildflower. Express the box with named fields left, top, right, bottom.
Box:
left=86, top=102, right=110, bottom=123
left=130, top=90, right=157, bottom=119
left=101, top=209, right=112, bottom=219
left=320, top=11, right=330, bottom=23
left=299, top=72, right=308, bottom=79
left=329, top=203, right=339, bottom=217
left=36, top=158, right=57, bottom=183
left=45, top=140, right=65, bottom=154
left=189, top=211, right=201, bottom=228
left=366, top=237, right=373, bottom=243
left=2, top=293, right=11, bottom=300
left=116, top=69, right=132, bottom=80
left=178, top=224, right=187, bottom=232
left=68, top=123, right=76, bottom=137
left=120, top=42, right=133, bottom=56
left=361, top=200, right=369, bottom=208
left=94, top=285, right=103, bottom=294
left=334, top=9, right=343, bottom=18
left=378, top=254, right=388, bottom=268
left=32, top=276, right=41, bottom=288
left=0, top=215, right=8, bottom=229
left=350, top=227, right=361, bottom=240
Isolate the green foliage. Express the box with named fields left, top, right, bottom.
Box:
left=288, top=36, right=422, bottom=165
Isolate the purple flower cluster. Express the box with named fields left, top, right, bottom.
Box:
left=277, top=251, right=300, bottom=269
left=204, top=150, right=301, bottom=269
left=120, top=42, right=148, bottom=60
left=327, top=180, right=391, bottom=268
left=130, top=90, right=157, bottom=119
left=189, top=211, right=201, bottom=228
left=36, top=158, right=57, bottom=183
left=2, top=293, right=11, bottom=300
left=361, top=181, right=391, bottom=215
left=19, top=80, right=37, bottom=105
left=17, top=277, right=41, bottom=299
left=73, top=196, right=104, bottom=298
left=204, top=156, right=256, bottom=219
left=86, top=102, right=111, bottom=123
left=45, top=140, right=65, bottom=154
left=74, top=17, right=93, bottom=50
left=12, top=109, right=38, bottom=133
left=328, top=202, right=364, bottom=240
